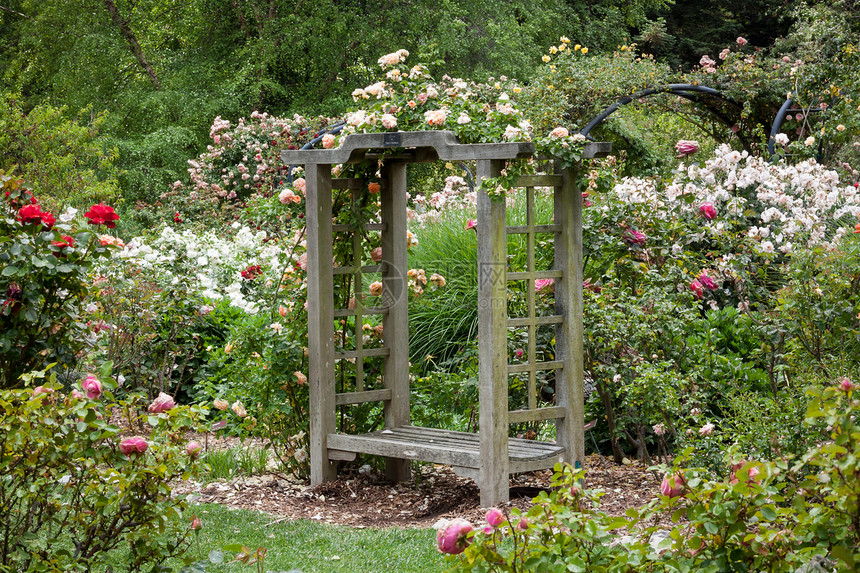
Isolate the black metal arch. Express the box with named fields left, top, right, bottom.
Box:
left=768, top=98, right=830, bottom=158
left=578, top=83, right=751, bottom=149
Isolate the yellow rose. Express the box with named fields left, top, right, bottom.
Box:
left=581, top=47, right=589, bottom=54
left=542, top=55, right=551, bottom=63
left=574, top=44, right=581, bottom=51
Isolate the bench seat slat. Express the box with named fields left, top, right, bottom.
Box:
left=326, top=426, right=565, bottom=469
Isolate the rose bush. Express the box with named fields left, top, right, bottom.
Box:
left=0, top=365, right=205, bottom=571
left=0, top=172, right=121, bottom=387
left=449, top=376, right=860, bottom=571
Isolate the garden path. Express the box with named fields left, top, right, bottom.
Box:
left=171, top=455, right=660, bottom=528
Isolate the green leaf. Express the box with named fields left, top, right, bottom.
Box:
left=1, top=265, right=18, bottom=276
left=703, top=521, right=719, bottom=534
left=831, top=544, right=855, bottom=569
left=99, top=361, right=114, bottom=379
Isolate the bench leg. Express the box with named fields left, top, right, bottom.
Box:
left=385, top=458, right=410, bottom=482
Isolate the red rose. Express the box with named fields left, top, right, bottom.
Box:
left=174, top=212, right=183, bottom=223
left=17, top=204, right=44, bottom=225
left=40, top=212, right=55, bottom=230
left=52, top=235, right=76, bottom=250
left=84, top=203, right=120, bottom=228
left=241, top=264, right=262, bottom=280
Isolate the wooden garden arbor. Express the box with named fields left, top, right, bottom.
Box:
left=282, top=131, right=610, bottom=506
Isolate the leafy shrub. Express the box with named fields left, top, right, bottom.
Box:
left=0, top=93, right=119, bottom=210
left=0, top=172, right=120, bottom=387
left=448, top=376, right=860, bottom=572
left=0, top=365, right=204, bottom=572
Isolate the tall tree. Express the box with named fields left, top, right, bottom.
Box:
left=101, top=0, right=161, bottom=89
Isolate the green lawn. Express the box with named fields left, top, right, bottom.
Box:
left=177, top=504, right=447, bottom=573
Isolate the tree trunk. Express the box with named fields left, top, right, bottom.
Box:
left=595, top=378, right=624, bottom=464
left=101, top=0, right=161, bottom=89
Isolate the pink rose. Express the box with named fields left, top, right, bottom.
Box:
left=119, top=436, right=148, bottom=456
left=465, top=219, right=477, bottom=232
left=32, top=385, right=54, bottom=397
left=148, top=392, right=175, bottom=413
left=82, top=375, right=102, bottom=399
left=190, top=515, right=203, bottom=530
left=623, top=229, right=646, bottom=246
left=675, top=139, right=700, bottom=157
left=660, top=473, right=686, bottom=498
left=293, top=178, right=306, bottom=195
left=839, top=377, right=855, bottom=392
left=369, top=281, right=383, bottom=297
left=485, top=508, right=505, bottom=528
left=437, top=518, right=473, bottom=554
left=186, top=441, right=202, bottom=458
left=736, top=36, right=748, bottom=46
left=698, top=273, right=718, bottom=290
left=322, top=134, right=336, bottom=149
left=535, top=279, right=554, bottom=293
left=381, top=114, right=398, bottom=129
left=279, top=189, right=301, bottom=204
left=699, top=202, right=716, bottom=220
left=549, top=126, right=569, bottom=138
left=70, top=389, right=84, bottom=400
left=370, top=247, right=383, bottom=262
left=690, top=280, right=704, bottom=299
left=730, top=460, right=761, bottom=485
left=517, top=518, right=529, bottom=531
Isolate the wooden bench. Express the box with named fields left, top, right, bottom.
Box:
left=327, top=426, right=566, bottom=481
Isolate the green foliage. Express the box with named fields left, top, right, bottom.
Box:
left=777, top=234, right=860, bottom=376
left=200, top=307, right=311, bottom=478
left=451, top=378, right=860, bottom=571
left=199, top=447, right=271, bottom=482
left=0, top=93, right=120, bottom=209
left=87, top=267, right=227, bottom=401
left=0, top=366, right=204, bottom=572
left=0, top=173, right=120, bottom=387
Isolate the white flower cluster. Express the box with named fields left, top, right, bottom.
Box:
left=612, top=144, right=860, bottom=253
left=107, top=224, right=300, bottom=314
